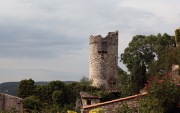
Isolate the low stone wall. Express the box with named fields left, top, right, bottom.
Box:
left=81, top=92, right=147, bottom=113
left=0, top=93, right=23, bottom=113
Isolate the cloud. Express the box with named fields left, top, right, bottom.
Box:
left=0, top=19, right=86, bottom=58
left=0, top=0, right=180, bottom=82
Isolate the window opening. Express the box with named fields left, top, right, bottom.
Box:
left=87, top=99, right=91, bottom=105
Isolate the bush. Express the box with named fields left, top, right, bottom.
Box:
left=22, top=96, right=41, bottom=111
left=94, top=91, right=117, bottom=102
left=139, top=97, right=164, bottom=113
left=89, top=108, right=104, bottom=113
left=67, top=110, right=77, bottom=113
left=115, top=102, right=138, bottom=113
left=144, top=76, right=180, bottom=113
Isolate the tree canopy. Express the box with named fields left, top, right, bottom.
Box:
left=120, top=32, right=176, bottom=95
left=118, top=29, right=180, bottom=112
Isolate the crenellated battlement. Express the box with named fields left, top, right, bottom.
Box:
left=89, top=31, right=118, bottom=45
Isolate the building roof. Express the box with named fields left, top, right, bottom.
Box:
left=80, top=92, right=101, bottom=99
left=83, top=92, right=148, bottom=109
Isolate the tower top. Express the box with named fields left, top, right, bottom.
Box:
left=90, top=31, right=118, bottom=39
left=89, top=31, right=118, bottom=45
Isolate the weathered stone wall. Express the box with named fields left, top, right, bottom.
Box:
left=171, top=64, right=180, bottom=85
left=89, top=31, right=118, bottom=90
left=0, top=93, right=23, bottom=113
left=81, top=92, right=147, bottom=113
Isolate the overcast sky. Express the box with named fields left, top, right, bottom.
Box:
left=0, top=0, right=179, bottom=83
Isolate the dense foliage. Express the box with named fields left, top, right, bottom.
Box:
left=17, top=79, right=83, bottom=112
left=140, top=76, right=180, bottom=113
left=119, top=33, right=175, bottom=95
left=118, top=28, right=180, bottom=113
left=17, top=77, right=120, bottom=113
left=175, top=28, right=180, bottom=43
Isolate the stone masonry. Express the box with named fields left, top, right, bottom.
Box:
left=81, top=92, right=148, bottom=113
left=89, top=31, right=118, bottom=90
left=0, top=93, right=23, bottom=113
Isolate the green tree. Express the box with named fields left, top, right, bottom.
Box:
left=94, top=91, right=117, bottom=102
left=42, top=104, right=61, bottom=113
left=17, top=78, right=35, bottom=98
left=122, top=35, right=157, bottom=71
left=121, top=35, right=156, bottom=94
left=22, top=96, right=41, bottom=111
left=148, top=33, right=175, bottom=77
left=65, top=82, right=100, bottom=104
left=117, top=70, right=133, bottom=97
left=52, top=90, right=65, bottom=106
left=34, top=85, right=51, bottom=104
left=48, top=80, right=65, bottom=91
left=175, top=28, right=180, bottom=44
left=79, top=76, right=92, bottom=86
left=121, top=33, right=175, bottom=94
left=34, top=80, right=65, bottom=104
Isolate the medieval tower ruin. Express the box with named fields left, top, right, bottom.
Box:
left=89, top=31, right=118, bottom=90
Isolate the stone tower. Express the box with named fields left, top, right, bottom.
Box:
left=89, top=31, right=118, bottom=90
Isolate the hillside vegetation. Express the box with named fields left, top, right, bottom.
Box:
left=117, top=28, right=180, bottom=113
left=15, top=28, right=180, bottom=113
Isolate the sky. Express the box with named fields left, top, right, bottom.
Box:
left=0, top=0, right=179, bottom=83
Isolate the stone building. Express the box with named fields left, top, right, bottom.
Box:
left=80, top=92, right=100, bottom=106
left=81, top=92, right=148, bottom=113
left=89, top=31, right=118, bottom=90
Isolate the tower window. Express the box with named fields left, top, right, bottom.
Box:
left=98, top=51, right=107, bottom=60
left=98, top=51, right=107, bottom=54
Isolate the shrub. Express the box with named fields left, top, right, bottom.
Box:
left=89, top=108, right=104, bottom=113
left=67, top=110, right=77, bottom=113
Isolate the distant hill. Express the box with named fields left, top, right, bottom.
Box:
left=0, top=81, right=75, bottom=96
left=0, top=82, right=19, bottom=96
